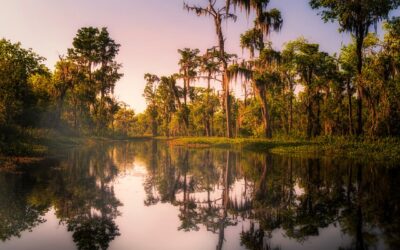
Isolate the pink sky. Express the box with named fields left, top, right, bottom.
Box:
left=1, top=0, right=396, bottom=112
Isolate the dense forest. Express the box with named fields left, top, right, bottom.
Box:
left=140, top=0, right=400, bottom=138
left=1, top=0, right=400, bottom=156
left=0, top=27, right=129, bottom=154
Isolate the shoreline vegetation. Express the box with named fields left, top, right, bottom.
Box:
left=2, top=131, right=400, bottom=169
left=0, top=129, right=150, bottom=170
left=168, top=136, right=400, bottom=162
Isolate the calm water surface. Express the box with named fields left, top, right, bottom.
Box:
left=0, top=140, right=399, bottom=250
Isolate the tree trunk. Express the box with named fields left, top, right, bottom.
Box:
left=73, top=98, right=78, bottom=131
left=166, top=114, right=170, bottom=137
left=224, top=75, right=232, bottom=138
left=346, top=78, right=354, bottom=135
left=305, top=78, right=315, bottom=139
left=204, top=111, right=210, bottom=137
left=152, top=116, right=157, bottom=137
left=215, top=15, right=232, bottom=138
left=183, top=77, right=190, bottom=133
left=205, top=73, right=212, bottom=137
left=289, top=81, right=294, bottom=134
left=55, top=94, right=65, bottom=127
left=183, top=76, right=187, bottom=106
left=356, top=36, right=364, bottom=136
left=243, top=83, right=248, bottom=108
left=306, top=101, right=313, bottom=139
left=314, top=94, right=321, bottom=136
left=258, top=89, right=272, bottom=138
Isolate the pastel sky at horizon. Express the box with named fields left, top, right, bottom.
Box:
left=1, top=0, right=398, bottom=113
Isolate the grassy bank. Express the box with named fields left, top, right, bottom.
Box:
left=169, top=136, right=400, bottom=162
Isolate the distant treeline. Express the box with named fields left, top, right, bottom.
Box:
left=137, top=0, right=400, bottom=138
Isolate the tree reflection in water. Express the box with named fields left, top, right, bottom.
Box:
left=0, top=144, right=123, bottom=250
left=1, top=140, right=399, bottom=250
left=54, top=146, right=122, bottom=250
left=141, top=141, right=400, bottom=250
left=0, top=163, right=51, bottom=241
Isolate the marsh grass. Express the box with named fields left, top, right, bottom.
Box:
left=170, top=136, right=400, bottom=162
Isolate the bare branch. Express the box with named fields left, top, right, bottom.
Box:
left=183, top=2, right=215, bottom=17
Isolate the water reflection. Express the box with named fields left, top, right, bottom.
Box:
left=139, top=142, right=400, bottom=250
left=0, top=140, right=399, bottom=250
left=0, top=145, right=122, bottom=250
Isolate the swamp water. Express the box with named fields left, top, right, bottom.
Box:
left=0, top=140, right=399, bottom=250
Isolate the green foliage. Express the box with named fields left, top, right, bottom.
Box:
left=0, top=39, right=47, bottom=127
left=310, top=0, right=400, bottom=136
left=309, top=0, right=399, bottom=34
left=140, top=21, right=400, bottom=139
left=190, top=88, right=220, bottom=135
left=240, top=28, right=264, bottom=58
left=0, top=28, right=130, bottom=156
left=113, top=105, right=136, bottom=137
left=66, top=26, right=123, bottom=134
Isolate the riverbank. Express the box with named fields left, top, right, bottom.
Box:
left=0, top=128, right=150, bottom=170
left=2, top=131, right=400, bottom=168
left=169, top=136, right=400, bottom=162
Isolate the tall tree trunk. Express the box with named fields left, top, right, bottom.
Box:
left=243, top=83, right=248, bottom=108
left=314, top=94, right=321, bottom=136
left=183, top=77, right=190, bottom=133
left=305, top=79, right=314, bottom=139
left=152, top=114, right=157, bottom=137
left=356, top=36, right=364, bottom=136
left=346, top=78, right=354, bottom=135
left=204, top=111, right=210, bottom=137
left=183, top=77, right=188, bottom=106
left=289, top=82, right=293, bottom=134
left=205, top=72, right=212, bottom=137
left=368, top=98, right=378, bottom=136
left=258, top=88, right=272, bottom=138
left=73, top=98, right=78, bottom=131
left=215, top=15, right=232, bottom=138
left=306, top=101, right=313, bottom=139
left=166, top=114, right=170, bottom=137
left=224, top=74, right=232, bottom=137
left=211, top=113, right=215, bottom=137
left=55, top=93, right=65, bottom=127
